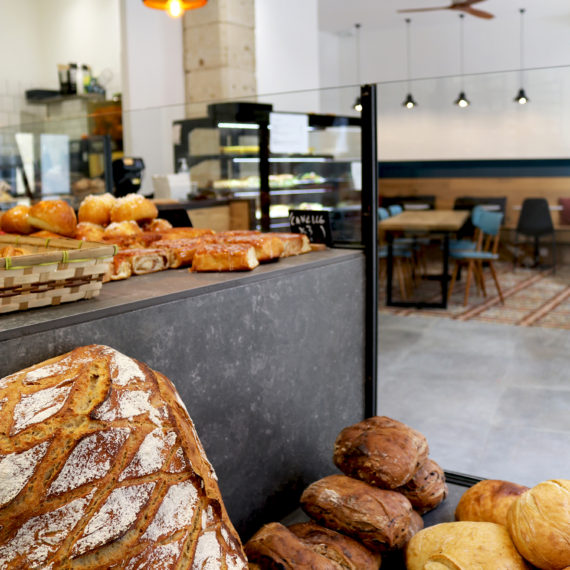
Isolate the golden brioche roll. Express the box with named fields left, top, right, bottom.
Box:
left=77, top=193, right=116, bottom=225
left=27, top=199, right=77, bottom=237
left=507, top=479, right=570, bottom=570
left=1, top=205, right=33, bottom=234
left=110, top=193, right=158, bottom=223
left=142, top=218, right=172, bottom=232
left=74, top=222, right=105, bottom=242
left=103, top=220, right=143, bottom=240
left=406, top=522, right=530, bottom=570
left=455, top=479, right=528, bottom=527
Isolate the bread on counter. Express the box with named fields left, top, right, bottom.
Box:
left=0, top=345, right=247, bottom=569
left=398, top=458, right=448, bottom=515
left=27, top=199, right=77, bottom=237
left=1, top=205, right=33, bottom=235
left=288, top=521, right=382, bottom=570
left=333, top=416, right=429, bottom=489
left=271, top=232, right=311, bottom=257
left=455, top=479, right=529, bottom=526
left=110, top=193, right=158, bottom=224
left=507, top=479, right=570, bottom=570
left=191, top=243, right=259, bottom=272
left=77, top=192, right=116, bottom=226
left=300, top=474, right=419, bottom=552
left=405, top=521, right=529, bottom=569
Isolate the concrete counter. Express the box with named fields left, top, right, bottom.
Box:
left=0, top=248, right=366, bottom=539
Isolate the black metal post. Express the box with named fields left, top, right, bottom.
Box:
left=361, top=84, right=378, bottom=419
left=259, top=122, right=270, bottom=232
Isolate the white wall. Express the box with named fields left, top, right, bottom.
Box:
left=255, top=0, right=321, bottom=113
left=0, top=0, right=121, bottom=128
left=120, top=0, right=186, bottom=194
left=319, top=12, right=570, bottom=160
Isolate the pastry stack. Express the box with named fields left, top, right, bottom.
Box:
left=245, top=416, right=448, bottom=569
left=0, top=193, right=314, bottom=281
left=407, top=477, right=570, bottom=569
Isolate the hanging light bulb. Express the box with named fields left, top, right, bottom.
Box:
left=454, top=14, right=470, bottom=108
left=454, top=92, right=470, bottom=108
left=514, top=9, right=530, bottom=104
left=402, top=19, right=418, bottom=109
left=142, top=0, right=207, bottom=19
left=352, top=23, right=362, bottom=112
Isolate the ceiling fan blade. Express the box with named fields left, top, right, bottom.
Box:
left=455, top=6, right=495, bottom=19
left=397, top=7, right=450, bottom=13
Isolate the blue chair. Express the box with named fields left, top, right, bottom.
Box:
left=388, top=204, right=403, bottom=216
left=449, top=205, right=485, bottom=252
left=448, top=209, right=504, bottom=306
left=378, top=207, right=390, bottom=221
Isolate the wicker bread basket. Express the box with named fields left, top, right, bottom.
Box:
left=0, top=234, right=116, bottom=314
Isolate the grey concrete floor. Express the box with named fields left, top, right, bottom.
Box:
left=378, top=313, right=570, bottom=487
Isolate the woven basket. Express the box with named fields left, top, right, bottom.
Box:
left=0, top=235, right=116, bottom=314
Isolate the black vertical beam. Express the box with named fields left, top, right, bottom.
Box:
left=259, top=122, right=271, bottom=232
left=361, top=84, right=378, bottom=419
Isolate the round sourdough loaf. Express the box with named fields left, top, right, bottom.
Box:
left=455, top=479, right=529, bottom=526
left=300, top=474, right=420, bottom=552
left=398, top=458, right=448, bottom=515
left=507, top=479, right=570, bottom=570
left=405, top=521, right=530, bottom=570
left=288, top=521, right=382, bottom=570
left=0, top=345, right=247, bottom=569
left=333, top=416, right=429, bottom=489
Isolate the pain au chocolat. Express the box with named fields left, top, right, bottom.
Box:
left=0, top=345, right=247, bottom=569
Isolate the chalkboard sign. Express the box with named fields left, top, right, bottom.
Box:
left=289, top=209, right=332, bottom=246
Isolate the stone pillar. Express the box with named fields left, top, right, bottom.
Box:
left=183, top=0, right=256, bottom=117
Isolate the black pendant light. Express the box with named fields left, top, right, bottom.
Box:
left=353, top=23, right=362, bottom=112
left=515, top=8, right=529, bottom=104
left=142, top=0, right=207, bottom=18
left=454, top=14, right=470, bottom=108
left=402, top=19, right=418, bottom=109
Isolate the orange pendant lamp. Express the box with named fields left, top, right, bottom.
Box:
left=143, top=0, right=207, bottom=18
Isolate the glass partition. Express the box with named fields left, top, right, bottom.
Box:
left=0, top=85, right=363, bottom=243
left=375, top=65, right=570, bottom=487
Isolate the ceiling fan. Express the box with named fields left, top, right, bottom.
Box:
left=398, top=0, right=494, bottom=20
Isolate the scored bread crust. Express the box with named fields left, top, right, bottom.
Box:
left=398, top=458, right=448, bottom=515
left=300, top=474, right=416, bottom=552
left=0, top=345, right=247, bottom=569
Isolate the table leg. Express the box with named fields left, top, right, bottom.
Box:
left=441, top=233, right=449, bottom=309
left=386, top=233, right=394, bottom=306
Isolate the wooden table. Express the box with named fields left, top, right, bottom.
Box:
left=379, top=210, right=470, bottom=308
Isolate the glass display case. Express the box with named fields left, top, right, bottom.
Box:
left=173, top=102, right=361, bottom=242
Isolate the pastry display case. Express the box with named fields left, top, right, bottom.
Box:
left=173, top=102, right=362, bottom=243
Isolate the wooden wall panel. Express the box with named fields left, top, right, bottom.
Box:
left=379, top=177, right=570, bottom=228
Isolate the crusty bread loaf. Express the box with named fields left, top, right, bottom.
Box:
left=507, top=479, right=570, bottom=570
left=300, top=474, right=418, bottom=552
left=219, top=234, right=284, bottom=262
left=333, top=416, right=429, bottom=489
left=0, top=345, right=247, bottom=569
left=272, top=233, right=311, bottom=257
left=455, top=479, right=529, bottom=526
left=245, top=522, right=344, bottom=569
left=28, top=199, right=77, bottom=237
left=398, top=458, right=448, bottom=514
left=406, top=521, right=529, bottom=570
left=288, top=521, right=382, bottom=569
